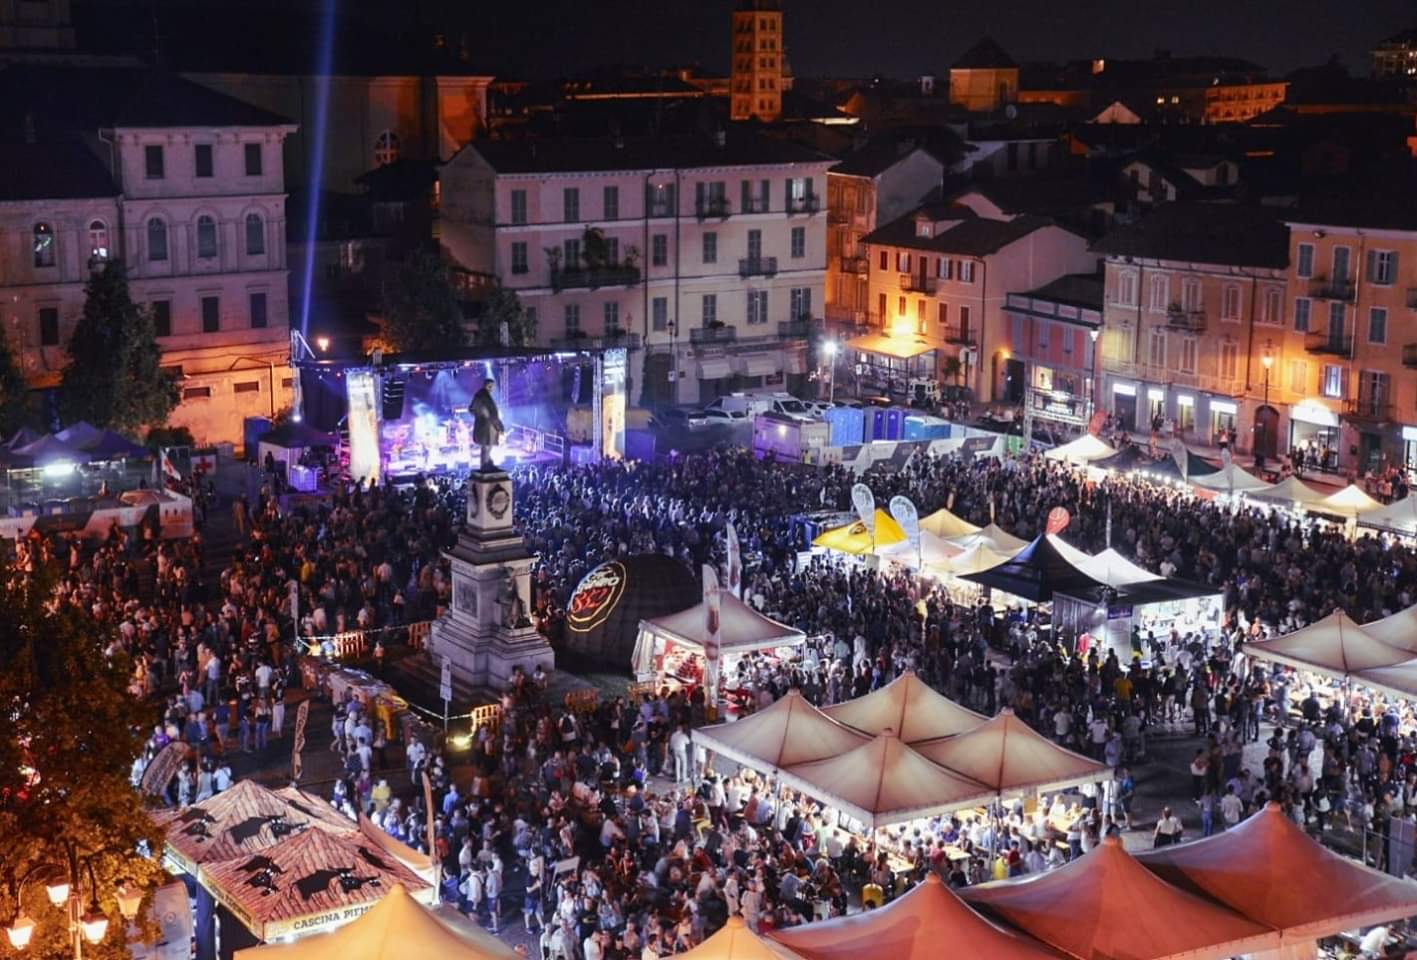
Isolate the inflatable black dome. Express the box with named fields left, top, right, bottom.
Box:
left=562, top=554, right=699, bottom=669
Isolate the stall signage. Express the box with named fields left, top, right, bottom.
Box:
left=567, top=561, right=627, bottom=633
left=268, top=902, right=378, bottom=940
left=1107, top=605, right=1133, bottom=620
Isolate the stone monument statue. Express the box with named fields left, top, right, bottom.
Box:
left=500, top=566, right=530, bottom=629
left=469, top=377, right=505, bottom=472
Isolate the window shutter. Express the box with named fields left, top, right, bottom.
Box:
left=1392, top=251, right=1401, bottom=281
left=1366, top=249, right=1378, bottom=281
left=741, top=180, right=750, bottom=211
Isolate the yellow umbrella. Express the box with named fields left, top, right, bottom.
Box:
left=812, top=509, right=906, bottom=555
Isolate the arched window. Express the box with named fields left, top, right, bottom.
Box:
left=196, top=215, right=218, bottom=259
left=33, top=222, right=55, bottom=268
left=147, top=218, right=168, bottom=261
left=244, top=213, right=265, bottom=256
left=374, top=130, right=400, bottom=166
left=88, top=220, right=110, bottom=260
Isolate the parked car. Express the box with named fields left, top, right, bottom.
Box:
left=700, top=408, right=749, bottom=426
left=653, top=407, right=707, bottom=430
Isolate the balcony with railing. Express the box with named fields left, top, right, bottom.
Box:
left=1405, top=343, right=1417, bottom=368
left=900, top=273, right=937, bottom=294
left=787, top=195, right=821, bottom=215
left=778, top=318, right=812, bottom=339
left=741, top=197, right=770, bottom=214
left=1344, top=395, right=1394, bottom=423
left=1163, top=305, right=1206, bottom=332
left=689, top=325, right=737, bottom=345
left=550, top=265, right=641, bottom=292
left=739, top=256, right=778, bottom=277
left=647, top=200, right=676, bottom=218
left=695, top=197, right=731, bottom=220
left=943, top=326, right=977, bottom=345
left=1307, top=276, right=1355, bottom=301
left=1304, top=329, right=1354, bottom=356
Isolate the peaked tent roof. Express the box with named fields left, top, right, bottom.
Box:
left=1074, top=547, right=1162, bottom=587
left=1358, top=495, right=1417, bottom=536
left=1246, top=475, right=1329, bottom=509
left=1043, top=433, right=1116, bottom=465
left=233, top=885, right=516, bottom=960
left=13, top=433, right=86, bottom=467
left=1316, top=483, right=1384, bottom=518
left=1138, top=803, right=1417, bottom=942
left=768, top=873, right=1061, bottom=960
left=812, top=508, right=907, bottom=555
left=878, top=529, right=962, bottom=569
left=959, top=534, right=1111, bottom=603
left=822, top=671, right=986, bottom=743
left=674, top=916, right=795, bottom=960
left=914, top=708, right=1111, bottom=796
left=944, top=541, right=1019, bottom=575
left=641, top=590, right=805, bottom=654
left=963, top=836, right=1280, bottom=960
left=1182, top=447, right=1221, bottom=478
left=1044, top=534, right=1092, bottom=569
left=1243, top=610, right=1413, bottom=678
left=55, top=421, right=104, bottom=450
left=1191, top=462, right=1274, bottom=495
left=5, top=426, right=40, bottom=449
left=945, top=523, right=1029, bottom=553
left=1359, top=603, right=1417, bottom=653
left=919, top=506, right=982, bottom=539
left=692, top=689, right=869, bottom=772
left=778, top=732, right=991, bottom=829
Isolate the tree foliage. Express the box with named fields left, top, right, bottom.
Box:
left=379, top=251, right=468, bottom=353
left=0, top=328, right=31, bottom=438
left=58, top=264, right=178, bottom=436
left=0, top=559, right=164, bottom=960
left=473, top=283, right=536, bottom=348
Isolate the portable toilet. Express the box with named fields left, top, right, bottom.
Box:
left=825, top=406, right=864, bottom=446
left=883, top=407, right=906, bottom=440
left=869, top=407, right=888, bottom=440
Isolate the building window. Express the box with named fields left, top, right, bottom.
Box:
left=896, top=251, right=911, bottom=272
left=603, top=301, right=619, bottom=330
left=183, top=386, right=212, bottom=400
left=1148, top=274, right=1168, bottom=311
left=958, top=261, right=975, bottom=283
left=606, top=237, right=619, bottom=264
left=1181, top=278, right=1202, bottom=312
left=1287, top=359, right=1307, bottom=392
left=1295, top=242, right=1314, bottom=279
left=652, top=297, right=669, bottom=332
left=1219, top=339, right=1238, bottom=380
left=1369, top=306, right=1387, bottom=345
left=564, top=303, right=580, bottom=335
left=1221, top=285, right=1241, bottom=321
left=244, top=143, right=263, bottom=176
left=702, top=294, right=717, bottom=326
left=509, top=242, right=529, bottom=275
left=702, top=232, right=717, bottom=264
left=86, top=220, right=109, bottom=261
left=32, top=222, right=55, bottom=268
left=147, top=219, right=168, bottom=261
left=878, top=250, right=887, bottom=271
left=959, top=304, right=971, bottom=336
left=510, top=190, right=527, bottom=225
left=245, top=214, right=265, bottom=255
left=38, top=307, right=59, bottom=346
left=1328, top=301, right=1346, bottom=335
left=603, top=186, right=619, bottom=220
left=374, top=130, right=400, bottom=166
left=563, top=187, right=580, bottom=223
left=563, top=238, right=581, bottom=269
left=790, top=287, right=812, bottom=320
left=1294, top=297, right=1310, bottom=332
left=651, top=234, right=668, bottom=266
left=195, top=143, right=213, bottom=178
left=790, top=226, right=805, bottom=259
left=201, top=296, right=220, bottom=333
left=898, top=296, right=907, bottom=316
left=747, top=289, right=768, bottom=325
left=145, top=144, right=164, bottom=179
left=1179, top=337, right=1197, bottom=373
left=152, top=299, right=171, bottom=337
left=1148, top=330, right=1166, bottom=368
left=249, top=292, right=268, bottom=329
left=196, top=216, right=218, bottom=259
left=1368, top=249, right=1397, bottom=286
left=234, top=381, right=261, bottom=394
left=938, top=302, right=948, bottom=327
left=1321, top=364, right=1344, bottom=398
left=1262, top=286, right=1282, bottom=325
left=1117, top=270, right=1137, bottom=305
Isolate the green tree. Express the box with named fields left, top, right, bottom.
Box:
left=0, top=560, right=164, bottom=960
left=0, top=328, right=31, bottom=437
left=379, top=251, right=468, bottom=353
left=58, top=265, right=177, bottom=436
left=474, top=283, right=536, bottom=348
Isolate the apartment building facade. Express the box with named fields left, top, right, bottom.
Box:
left=440, top=133, right=834, bottom=406
left=1280, top=211, right=1417, bottom=475
left=0, top=67, right=297, bottom=445
left=858, top=204, right=1095, bottom=401
left=1093, top=204, right=1290, bottom=454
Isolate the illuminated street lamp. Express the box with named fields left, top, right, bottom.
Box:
left=822, top=340, right=838, bottom=402
left=1258, top=342, right=1274, bottom=466
left=7, top=861, right=140, bottom=960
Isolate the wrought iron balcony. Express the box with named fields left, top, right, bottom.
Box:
left=900, top=273, right=937, bottom=294
left=837, top=255, right=869, bottom=274
left=549, top=265, right=641, bottom=292
left=689, top=326, right=737, bottom=345
left=1308, top=276, right=1355, bottom=302
left=695, top=197, right=731, bottom=220
left=1344, top=396, right=1393, bottom=423
left=1164, top=306, right=1206, bottom=332
left=1304, top=330, right=1353, bottom=356
left=943, top=326, right=977, bottom=346
left=739, top=256, right=778, bottom=278
left=741, top=197, right=770, bottom=214
left=778, top=318, right=812, bottom=339
left=787, top=195, right=821, bottom=215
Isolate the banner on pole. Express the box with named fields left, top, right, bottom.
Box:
left=725, top=523, right=743, bottom=600
left=703, top=564, right=722, bottom=708
left=889, top=495, right=921, bottom=565
left=291, top=698, right=310, bottom=782
left=851, top=483, right=876, bottom=537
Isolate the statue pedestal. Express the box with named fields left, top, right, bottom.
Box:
left=427, top=469, right=555, bottom=692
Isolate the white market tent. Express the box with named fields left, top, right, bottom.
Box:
left=913, top=708, right=1112, bottom=797
left=1316, top=483, right=1384, bottom=519
left=918, top=507, right=982, bottom=540
left=1192, top=462, right=1275, bottom=496
left=769, top=873, right=1060, bottom=960
left=1359, top=604, right=1417, bottom=654
left=1075, top=547, right=1162, bottom=587
left=878, top=530, right=963, bottom=570
left=777, top=732, right=991, bottom=829
left=1044, top=534, right=1092, bottom=569
left=692, top=689, right=868, bottom=773
left=1244, top=610, right=1414, bottom=680
left=1247, top=475, right=1330, bottom=510
left=946, top=523, right=1029, bottom=553
left=1044, top=434, right=1116, bottom=466
left=962, top=836, right=1280, bottom=960
left=1137, top=802, right=1417, bottom=945
left=1358, top=495, right=1417, bottom=537
left=943, top=541, right=1020, bottom=575
left=822, top=670, right=986, bottom=743
left=631, top=591, right=806, bottom=677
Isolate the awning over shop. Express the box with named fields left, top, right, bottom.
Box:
left=846, top=333, right=944, bottom=360
left=822, top=670, right=986, bottom=743
left=738, top=354, right=781, bottom=377
left=697, top=358, right=734, bottom=380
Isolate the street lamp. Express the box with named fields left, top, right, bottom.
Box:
left=7, top=859, right=141, bottom=960
left=1089, top=327, right=1101, bottom=425
left=823, top=339, right=838, bottom=403
left=1258, top=342, right=1274, bottom=467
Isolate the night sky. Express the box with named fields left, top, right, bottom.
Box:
left=459, top=0, right=1414, bottom=79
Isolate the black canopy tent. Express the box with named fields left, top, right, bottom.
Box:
left=1092, top=445, right=1188, bottom=482
left=959, top=534, right=1110, bottom=603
